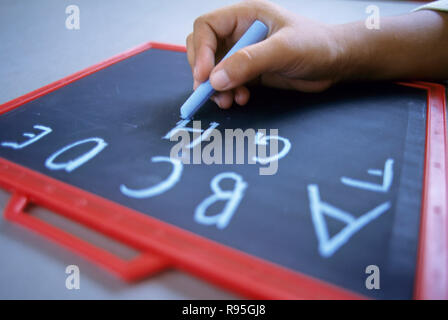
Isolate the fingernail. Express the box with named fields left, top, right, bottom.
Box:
left=193, top=66, right=198, bottom=79
left=210, top=69, right=230, bottom=90
left=211, top=95, right=220, bottom=107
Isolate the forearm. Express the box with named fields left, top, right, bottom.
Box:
left=334, top=10, right=448, bottom=82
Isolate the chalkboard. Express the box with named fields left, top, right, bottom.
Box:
left=0, top=47, right=428, bottom=299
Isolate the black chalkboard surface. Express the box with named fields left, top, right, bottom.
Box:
left=0, top=47, right=427, bottom=299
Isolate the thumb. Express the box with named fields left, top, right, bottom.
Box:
left=209, top=37, right=282, bottom=91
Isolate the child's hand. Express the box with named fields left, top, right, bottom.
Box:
left=186, top=0, right=344, bottom=109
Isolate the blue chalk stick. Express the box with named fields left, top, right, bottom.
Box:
left=180, top=20, right=269, bottom=119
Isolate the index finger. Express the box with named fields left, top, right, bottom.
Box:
left=192, top=2, right=261, bottom=84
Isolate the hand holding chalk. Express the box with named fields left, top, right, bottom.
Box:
left=184, top=1, right=350, bottom=112
left=180, top=20, right=269, bottom=119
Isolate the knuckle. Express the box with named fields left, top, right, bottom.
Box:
left=231, top=49, right=253, bottom=78
left=271, top=36, right=286, bottom=50
left=243, top=0, right=260, bottom=6
left=271, top=36, right=291, bottom=59
left=237, top=48, right=253, bottom=64
left=193, top=16, right=206, bottom=30
left=242, top=0, right=268, bottom=11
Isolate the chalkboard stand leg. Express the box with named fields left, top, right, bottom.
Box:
left=3, top=192, right=170, bottom=282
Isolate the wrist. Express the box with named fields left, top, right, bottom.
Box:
left=329, top=21, right=376, bottom=83
left=329, top=10, right=448, bottom=82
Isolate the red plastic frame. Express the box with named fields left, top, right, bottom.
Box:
left=0, top=42, right=446, bottom=300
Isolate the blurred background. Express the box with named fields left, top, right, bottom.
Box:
left=0, top=0, right=427, bottom=299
